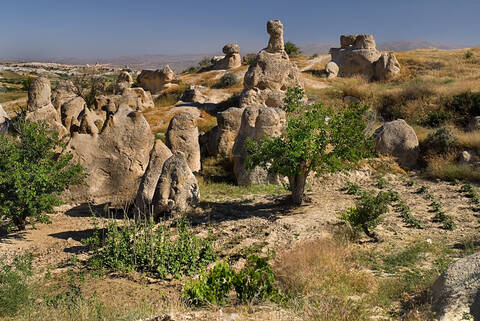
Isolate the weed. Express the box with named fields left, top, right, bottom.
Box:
left=376, top=177, right=388, bottom=189
left=416, top=185, right=429, bottom=194
left=341, top=182, right=362, bottom=196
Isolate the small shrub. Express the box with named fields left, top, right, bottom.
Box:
left=183, top=262, right=235, bottom=306
left=242, top=53, right=256, bottom=65
left=421, top=110, right=452, bottom=128
left=198, top=57, right=212, bottom=67
left=84, top=217, right=216, bottom=279
left=183, top=255, right=281, bottom=306
left=215, top=73, right=238, bottom=88
left=284, top=41, right=301, bottom=57
left=465, top=51, right=473, bottom=60
left=422, top=127, right=458, bottom=155
left=416, top=185, right=429, bottom=194
left=0, top=254, right=34, bottom=317
left=0, top=117, right=86, bottom=230
left=21, top=77, right=33, bottom=91
left=447, top=91, right=480, bottom=125
left=342, top=182, right=362, bottom=196
left=340, top=191, right=395, bottom=241
left=376, top=177, right=388, bottom=189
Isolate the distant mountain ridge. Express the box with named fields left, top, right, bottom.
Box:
left=299, top=40, right=469, bottom=55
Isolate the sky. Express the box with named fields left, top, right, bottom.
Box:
left=0, top=0, right=479, bottom=60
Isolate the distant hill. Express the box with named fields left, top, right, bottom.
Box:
left=300, top=40, right=468, bottom=55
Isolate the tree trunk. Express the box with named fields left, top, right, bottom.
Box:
left=289, top=173, right=307, bottom=206
left=13, top=215, right=27, bottom=230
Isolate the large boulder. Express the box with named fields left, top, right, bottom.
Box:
left=151, top=153, right=200, bottom=217
left=134, top=139, right=173, bottom=214
left=325, top=61, right=339, bottom=79
left=96, top=87, right=154, bottom=112
left=431, top=252, right=480, bottom=321
left=233, top=106, right=286, bottom=185
left=0, top=104, right=10, bottom=134
left=180, top=85, right=210, bottom=104
left=64, top=105, right=154, bottom=205
left=166, top=112, right=201, bottom=172
left=52, top=79, right=77, bottom=114
left=239, top=20, right=302, bottom=108
left=373, top=119, right=419, bottom=168
left=137, top=66, right=176, bottom=94
left=374, top=52, right=401, bottom=81
left=26, top=77, right=67, bottom=136
left=213, top=43, right=242, bottom=70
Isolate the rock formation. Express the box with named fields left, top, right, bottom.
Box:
left=95, top=87, right=154, bottom=112
left=61, top=97, right=87, bottom=132
left=0, top=105, right=10, bottom=134
left=431, top=252, right=480, bottom=321
left=213, top=43, right=242, bottom=70
left=373, top=119, right=419, bottom=168
left=325, top=61, right=339, bottom=79
left=115, top=71, right=133, bottom=93
left=166, top=112, right=201, bottom=172
left=239, top=20, right=302, bottom=108
left=134, top=139, right=173, bottom=214
left=328, top=34, right=400, bottom=80
left=137, top=66, right=176, bottom=94
left=233, top=106, right=286, bottom=185
left=64, top=105, right=154, bottom=205
left=52, top=80, right=77, bottom=114
left=26, top=77, right=67, bottom=136
left=151, top=153, right=200, bottom=217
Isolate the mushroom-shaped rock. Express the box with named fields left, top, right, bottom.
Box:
left=373, top=119, right=419, bottom=168
left=166, top=112, right=201, bottom=172
left=213, top=43, right=242, bottom=70
left=152, top=153, right=200, bottom=217
left=115, top=71, right=133, bottom=93
left=431, top=252, right=480, bottom=321
left=134, top=139, right=173, bottom=213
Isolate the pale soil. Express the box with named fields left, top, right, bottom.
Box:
left=1, top=167, right=478, bottom=320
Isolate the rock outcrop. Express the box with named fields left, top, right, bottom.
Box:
left=233, top=106, right=286, bottom=185
left=431, top=252, right=480, bottom=321
left=134, top=139, right=173, bottom=213
left=64, top=105, right=154, bottom=205
left=96, top=87, right=154, bottom=112
left=151, top=153, right=200, bottom=217
left=52, top=80, right=77, bottom=114
left=26, top=77, right=67, bottom=136
left=325, top=61, right=339, bottom=79
left=137, top=66, right=176, bottom=94
left=115, top=71, right=133, bottom=93
left=373, top=119, right=419, bottom=168
left=0, top=105, right=10, bottom=134
left=61, top=97, right=87, bottom=132
left=166, top=112, right=201, bottom=172
left=239, top=20, right=302, bottom=108
left=328, top=34, right=400, bottom=80
left=213, top=43, right=242, bottom=70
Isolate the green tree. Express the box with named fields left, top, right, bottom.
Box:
left=245, top=87, right=374, bottom=205
left=284, top=41, right=301, bottom=57
left=0, top=117, right=86, bottom=230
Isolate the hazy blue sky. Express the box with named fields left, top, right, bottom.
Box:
left=1, top=0, right=479, bottom=59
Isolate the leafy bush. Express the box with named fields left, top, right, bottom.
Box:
left=215, top=73, right=238, bottom=88
left=198, top=57, right=212, bottom=67
left=421, top=110, right=452, bottom=128
left=465, top=51, right=473, bottom=60
left=21, top=77, right=33, bottom=91
left=284, top=41, right=301, bottom=57
left=84, top=217, right=216, bottom=279
left=183, top=262, right=235, bottom=306
left=447, top=91, right=480, bottom=125
left=340, top=190, right=396, bottom=241
left=0, top=254, right=34, bottom=317
left=183, top=255, right=281, bottom=306
left=242, top=53, right=256, bottom=65
left=0, top=118, right=86, bottom=230
left=422, top=127, right=458, bottom=155
left=246, top=87, right=374, bottom=205
left=342, top=182, right=363, bottom=196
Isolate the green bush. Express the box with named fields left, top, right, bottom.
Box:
left=0, top=254, right=34, bottom=317
left=421, top=110, right=452, bottom=128
left=183, top=255, right=281, bottom=306
left=341, top=182, right=363, bottom=196
left=284, top=41, right=301, bottom=57
left=84, top=217, right=216, bottom=279
left=183, top=262, right=235, bottom=306
left=215, top=73, right=238, bottom=88
left=21, top=77, right=33, bottom=91
left=0, top=118, right=86, bottom=230
left=447, top=91, right=480, bottom=125
left=242, top=53, right=256, bottom=65
left=422, top=127, right=457, bottom=155
left=340, top=190, right=396, bottom=241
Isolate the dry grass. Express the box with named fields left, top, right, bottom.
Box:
left=275, top=238, right=374, bottom=321
left=425, top=154, right=480, bottom=182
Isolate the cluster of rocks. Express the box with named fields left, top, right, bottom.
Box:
left=20, top=75, right=200, bottom=217
left=137, top=65, right=177, bottom=94
left=212, top=43, right=242, bottom=70
left=327, top=34, right=401, bottom=81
